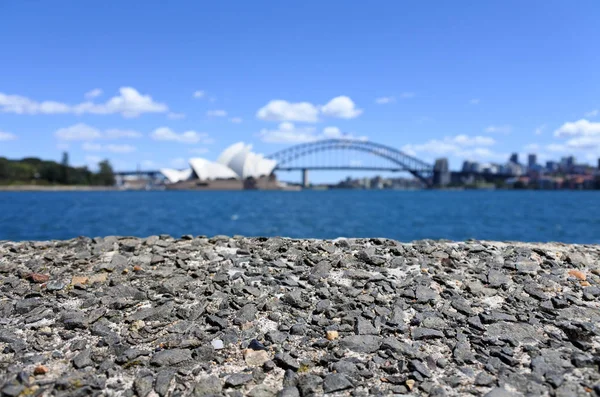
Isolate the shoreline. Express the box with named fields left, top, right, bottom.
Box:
left=0, top=236, right=598, bottom=395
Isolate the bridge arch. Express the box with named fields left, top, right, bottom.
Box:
left=267, top=139, right=434, bottom=186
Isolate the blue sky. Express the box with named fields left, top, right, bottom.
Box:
left=1, top=0, right=599, bottom=182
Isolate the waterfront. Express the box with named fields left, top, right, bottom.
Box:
left=1, top=190, right=599, bottom=243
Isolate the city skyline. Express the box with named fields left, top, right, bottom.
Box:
left=1, top=1, right=600, bottom=184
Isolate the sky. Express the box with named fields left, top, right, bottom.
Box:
left=1, top=0, right=599, bottom=183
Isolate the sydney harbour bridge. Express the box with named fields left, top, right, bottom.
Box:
left=115, top=139, right=498, bottom=188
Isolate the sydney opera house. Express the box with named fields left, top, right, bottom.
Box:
left=159, top=142, right=287, bottom=190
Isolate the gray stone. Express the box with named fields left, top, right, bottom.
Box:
left=150, top=349, right=192, bottom=366
left=412, top=327, right=444, bottom=340
left=225, top=373, right=253, bottom=388
left=297, top=374, right=323, bottom=396
left=484, top=387, right=521, bottom=397
left=355, top=318, right=378, bottom=335
left=323, top=373, right=353, bottom=393
left=235, top=303, right=257, bottom=324
left=277, top=387, right=300, bottom=397
left=194, top=376, right=222, bottom=396
left=475, top=371, right=496, bottom=386
left=274, top=352, right=300, bottom=371
left=154, top=370, right=174, bottom=397
left=133, top=373, right=154, bottom=397
left=72, top=349, right=93, bottom=369
left=339, top=335, right=382, bottom=353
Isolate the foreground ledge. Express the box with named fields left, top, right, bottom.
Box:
left=0, top=236, right=599, bottom=396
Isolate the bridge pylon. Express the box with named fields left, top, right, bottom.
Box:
left=302, top=169, right=309, bottom=188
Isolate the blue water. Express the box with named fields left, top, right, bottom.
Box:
left=0, top=190, right=599, bottom=243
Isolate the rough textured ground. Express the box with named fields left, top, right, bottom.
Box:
left=0, top=236, right=599, bottom=397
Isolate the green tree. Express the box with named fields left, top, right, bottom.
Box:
left=96, top=160, right=116, bottom=186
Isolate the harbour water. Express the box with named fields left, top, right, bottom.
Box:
left=1, top=190, right=599, bottom=243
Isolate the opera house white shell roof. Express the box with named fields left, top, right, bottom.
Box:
left=159, top=142, right=277, bottom=183
left=159, top=168, right=193, bottom=184
left=189, top=158, right=238, bottom=180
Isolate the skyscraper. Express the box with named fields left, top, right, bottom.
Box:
left=509, top=153, right=519, bottom=164
left=528, top=154, right=537, bottom=168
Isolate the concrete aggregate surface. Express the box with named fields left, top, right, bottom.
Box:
left=0, top=236, right=599, bottom=396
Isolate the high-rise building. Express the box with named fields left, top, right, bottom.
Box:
left=598, top=158, right=600, bottom=170
left=462, top=161, right=472, bottom=172
left=433, top=158, right=450, bottom=186
left=509, top=153, right=519, bottom=164
left=528, top=154, right=537, bottom=168
left=546, top=161, right=558, bottom=172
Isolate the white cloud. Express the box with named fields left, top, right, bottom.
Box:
left=82, top=142, right=102, bottom=151
left=375, top=96, right=395, bottom=104
left=193, top=90, right=205, bottom=99
left=104, top=129, right=143, bottom=139
left=257, top=96, right=363, bottom=122
left=0, top=87, right=167, bottom=118
left=401, top=134, right=504, bottom=161
left=151, top=127, right=211, bottom=144
left=55, top=123, right=142, bottom=141
left=322, top=126, right=342, bottom=137
left=321, top=96, right=363, bottom=119
left=484, top=125, right=512, bottom=134
left=84, top=89, right=103, bottom=99
left=259, top=122, right=317, bottom=143
left=524, top=143, right=540, bottom=151
left=207, top=109, right=227, bottom=117
left=546, top=144, right=567, bottom=152
left=167, top=112, right=185, bottom=120
left=469, top=99, right=480, bottom=105
left=189, top=148, right=209, bottom=154
left=584, top=109, right=598, bottom=118
left=565, top=136, right=600, bottom=149
left=399, top=92, right=415, bottom=99
left=106, top=144, right=136, bottom=153
left=451, top=135, right=495, bottom=146
left=230, top=117, right=243, bottom=124
left=55, top=123, right=102, bottom=141
left=85, top=155, right=103, bottom=167
left=82, top=142, right=136, bottom=153
left=170, top=158, right=187, bottom=168
left=534, top=124, right=545, bottom=135
left=0, top=131, right=17, bottom=141
left=259, top=122, right=367, bottom=143
left=257, top=100, right=320, bottom=122
left=141, top=160, right=156, bottom=168
left=554, top=119, right=600, bottom=137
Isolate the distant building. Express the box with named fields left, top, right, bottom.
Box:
left=598, top=158, right=600, bottom=170
left=546, top=161, right=558, bottom=172
left=528, top=154, right=537, bottom=169
left=505, top=162, right=524, bottom=176
left=362, top=177, right=370, bottom=189
left=433, top=158, right=450, bottom=187
left=509, top=153, right=519, bottom=164
left=560, top=156, right=575, bottom=171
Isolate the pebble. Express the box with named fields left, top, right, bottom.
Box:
left=211, top=339, right=224, bottom=350
left=245, top=349, right=270, bottom=367
left=27, top=273, right=49, bottom=283
left=568, top=269, right=586, bottom=280
left=0, top=236, right=598, bottom=396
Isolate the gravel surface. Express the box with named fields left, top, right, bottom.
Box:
left=0, top=236, right=599, bottom=397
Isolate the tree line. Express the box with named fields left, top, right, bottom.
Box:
left=0, top=152, right=116, bottom=186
